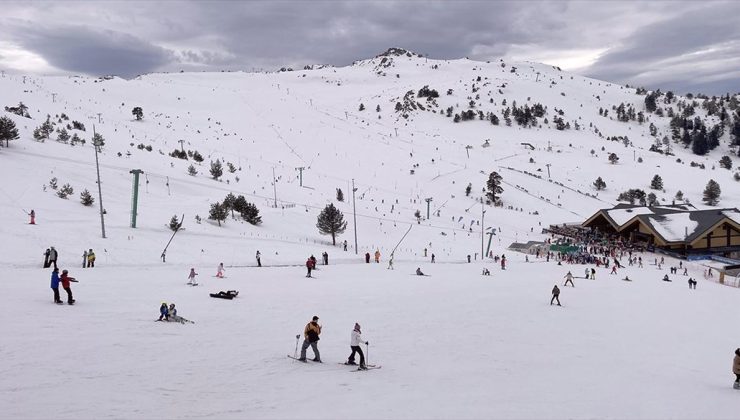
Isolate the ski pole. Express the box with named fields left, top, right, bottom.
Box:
left=294, top=334, right=300, bottom=358
left=366, top=342, right=370, bottom=365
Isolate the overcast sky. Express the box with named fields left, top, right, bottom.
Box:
left=1, top=1, right=738, bottom=95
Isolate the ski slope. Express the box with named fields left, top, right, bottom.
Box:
left=1, top=48, right=739, bottom=418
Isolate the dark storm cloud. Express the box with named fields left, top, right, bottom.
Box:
left=2, top=20, right=172, bottom=77
left=584, top=2, right=740, bottom=94
left=0, top=1, right=738, bottom=94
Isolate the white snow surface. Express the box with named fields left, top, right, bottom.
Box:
left=1, top=51, right=740, bottom=418
left=651, top=212, right=699, bottom=242
left=605, top=207, right=655, bottom=227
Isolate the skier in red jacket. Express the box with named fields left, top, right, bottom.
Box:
left=60, top=269, right=78, bottom=304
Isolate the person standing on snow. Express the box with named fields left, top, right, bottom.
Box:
left=591, top=268, right=596, bottom=280
left=28, top=209, right=35, bottom=225
left=60, top=269, right=77, bottom=304
left=87, top=249, right=95, bottom=268
left=43, top=248, right=51, bottom=268
left=256, top=250, right=262, bottom=267
left=610, top=265, right=617, bottom=275
left=550, top=285, right=561, bottom=306
left=500, top=254, right=507, bottom=270
left=216, top=263, right=225, bottom=278
left=322, top=252, right=328, bottom=265
left=187, top=268, right=198, bottom=285
left=48, top=246, right=58, bottom=269
left=387, top=254, right=394, bottom=270
left=564, top=271, right=575, bottom=287
left=50, top=268, right=62, bottom=304
left=431, top=253, right=436, bottom=263
left=343, top=240, right=348, bottom=251
left=374, top=250, right=381, bottom=263
left=82, top=250, right=87, bottom=268
left=365, top=252, right=371, bottom=263
left=346, top=323, right=368, bottom=369
left=733, top=348, right=740, bottom=389
left=299, top=316, right=322, bottom=362
left=306, top=258, right=313, bottom=278
left=310, top=255, right=317, bottom=270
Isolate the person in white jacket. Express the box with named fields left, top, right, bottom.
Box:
left=347, top=323, right=368, bottom=369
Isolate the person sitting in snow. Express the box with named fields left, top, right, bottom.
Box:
left=482, top=268, right=491, bottom=276
left=416, top=267, right=425, bottom=276
left=158, top=302, right=169, bottom=321
left=662, top=274, right=672, bottom=282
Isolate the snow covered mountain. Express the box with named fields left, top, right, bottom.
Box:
left=1, top=48, right=739, bottom=419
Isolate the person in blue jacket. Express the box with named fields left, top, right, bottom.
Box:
left=158, top=302, right=169, bottom=321
left=50, top=268, right=62, bottom=304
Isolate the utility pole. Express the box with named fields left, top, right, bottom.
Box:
left=129, top=169, right=144, bottom=228
left=481, top=201, right=485, bottom=258
left=425, top=197, right=433, bottom=220
left=178, top=139, right=185, bottom=153
left=93, top=125, right=106, bottom=239
left=272, top=167, right=278, bottom=208
left=352, top=179, right=358, bottom=254
left=545, top=163, right=551, bottom=179
left=51, top=93, right=57, bottom=103
left=97, top=113, right=102, bottom=123
left=296, top=166, right=305, bottom=187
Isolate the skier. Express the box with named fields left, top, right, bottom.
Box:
left=416, top=267, right=425, bottom=276
left=431, top=253, right=436, bottom=263
left=343, top=240, right=348, bottom=251
left=87, top=249, right=95, bottom=268
left=387, top=254, right=394, bottom=270
left=216, top=263, right=225, bottom=278
left=50, top=268, right=62, bottom=304
left=591, top=268, right=596, bottom=280
left=43, top=248, right=51, bottom=268
left=187, top=268, right=198, bottom=285
left=82, top=250, right=87, bottom=268
left=365, top=252, right=371, bottom=263
left=28, top=209, right=35, bottom=225
left=346, top=323, right=368, bottom=370
left=374, top=250, right=381, bottom=263
left=298, top=316, right=322, bottom=362
left=564, top=271, right=575, bottom=287
left=467, top=255, right=471, bottom=263
left=423, top=248, right=427, bottom=257
left=733, top=348, right=740, bottom=390
left=306, top=257, right=313, bottom=278
left=60, top=269, right=77, bottom=304
left=256, top=250, right=261, bottom=267
left=662, top=274, right=672, bottom=282
left=688, top=278, right=697, bottom=289
left=610, top=265, right=617, bottom=275
left=168, top=303, right=182, bottom=323
left=500, top=255, right=506, bottom=270
left=683, top=268, right=688, bottom=276
left=584, top=267, right=590, bottom=279
left=48, top=246, right=58, bottom=269
left=310, top=255, right=317, bottom=270
left=158, top=302, right=169, bottom=321
left=482, top=268, right=491, bottom=276
left=550, top=285, right=561, bottom=306
left=322, top=251, right=328, bottom=265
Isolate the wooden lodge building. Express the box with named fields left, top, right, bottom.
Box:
left=582, top=204, right=740, bottom=258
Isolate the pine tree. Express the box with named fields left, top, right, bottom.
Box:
left=647, top=192, right=658, bottom=206
left=208, top=202, right=227, bottom=226
left=593, top=177, right=606, bottom=190
left=240, top=202, right=262, bottom=225
left=644, top=92, right=658, bottom=113
left=376, top=105, right=381, bottom=112
left=608, top=153, right=619, bottom=164
left=485, top=171, right=503, bottom=203
left=702, top=180, right=721, bottom=206
left=168, top=214, right=181, bottom=232
left=233, top=195, right=248, bottom=214
left=57, top=183, right=74, bottom=199
left=49, top=177, right=58, bottom=190
left=210, top=160, right=223, bottom=179
left=92, top=132, right=105, bottom=151
left=227, top=162, right=237, bottom=173
left=675, top=190, right=684, bottom=201
left=223, top=192, right=237, bottom=217
left=80, top=189, right=94, bottom=206
left=187, top=164, right=198, bottom=176
left=336, top=188, right=344, bottom=202
left=316, top=203, right=347, bottom=245
left=132, top=107, right=144, bottom=121
left=650, top=174, right=663, bottom=190
left=0, top=116, right=20, bottom=147
left=33, top=117, right=54, bottom=141
left=719, top=155, right=732, bottom=170
left=57, top=128, right=70, bottom=143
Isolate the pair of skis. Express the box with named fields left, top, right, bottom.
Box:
left=287, top=355, right=381, bottom=371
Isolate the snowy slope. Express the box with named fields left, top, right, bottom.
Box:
left=1, top=48, right=739, bottom=418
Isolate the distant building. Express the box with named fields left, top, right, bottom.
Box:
left=582, top=204, right=740, bottom=258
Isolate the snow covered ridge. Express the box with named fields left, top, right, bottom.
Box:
left=0, top=49, right=739, bottom=269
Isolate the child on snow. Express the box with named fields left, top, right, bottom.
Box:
left=158, top=303, right=169, bottom=321
left=60, top=269, right=77, bottom=304
left=733, top=348, right=740, bottom=389
left=50, top=268, right=62, bottom=304
left=346, top=323, right=369, bottom=370
left=187, top=268, right=198, bottom=285
left=216, top=263, right=225, bottom=278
